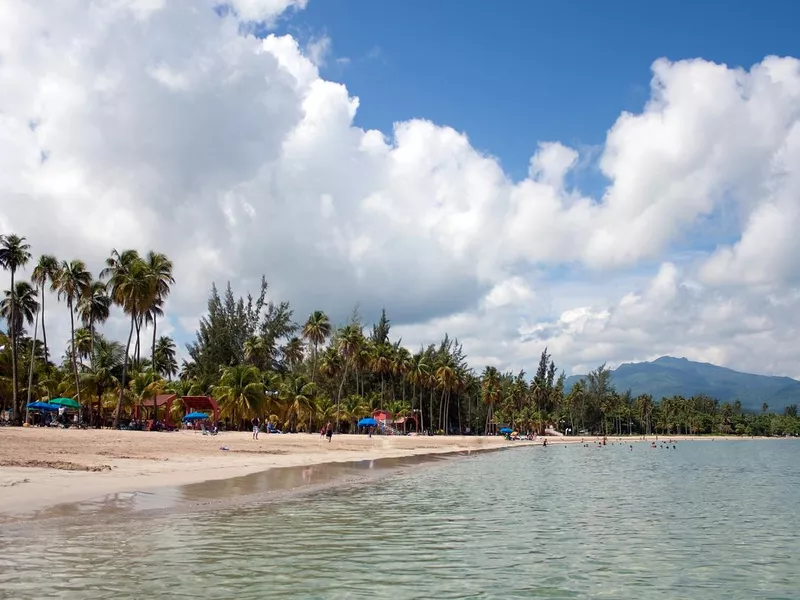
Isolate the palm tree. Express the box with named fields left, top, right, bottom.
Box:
left=279, top=372, right=315, bottom=431
left=213, top=364, right=265, bottom=428
left=335, top=324, right=363, bottom=430
left=72, top=327, right=93, bottom=362
left=1, top=281, right=40, bottom=422
left=371, top=343, right=393, bottom=410
left=243, top=336, right=266, bottom=367
left=31, top=254, right=60, bottom=365
left=144, top=251, right=174, bottom=378
left=0, top=234, right=32, bottom=421
left=302, top=311, right=331, bottom=383
left=1, top=281, right=39, bottom=337
left=282, top=336, right=305, bottom=370
left=78, top=336, right=124, bottom=427
left=78, top=280, right=111, bottom=361
left=154, top=336, right=178, bottom=380
left=101, top=249, right=152, bottom=428
left=407, top=350, right=430, bottom=433
left=56, top=260, right=92, bottom=418
left=481, top=366, right=501, bottom=434
left=130, top=369, right=167, bottom=423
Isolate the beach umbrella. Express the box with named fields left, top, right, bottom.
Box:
left=183, top=412, right=210, bottom=421
left=358, top=417, right=378, bottom=427
left=26, top=401, right=60, bottom=412
left=499, top=427, right=513, bottom=434
left=48, top=397, right=81, bottom=409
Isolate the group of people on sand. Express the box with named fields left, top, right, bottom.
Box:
left=249, top=417, right=334, bottom=443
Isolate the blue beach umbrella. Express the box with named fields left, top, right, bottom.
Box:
left=26, top=401, right=60, bottom=412
left=358, top=417, right=378, bottom=427
left=499, top=427, right=513, bottom=434
left=183, top=412, right=210, bottom=421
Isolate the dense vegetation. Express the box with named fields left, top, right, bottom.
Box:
left=2, top=232, right=799, bottom=436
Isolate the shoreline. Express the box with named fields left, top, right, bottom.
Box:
left=0, top=428, right=784, bottom=523
left=0, top=428, right=534, bottom=521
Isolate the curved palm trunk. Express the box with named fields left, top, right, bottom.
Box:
left=68, top=299, right=82, bottom=422
left=25, top=302, right=40, bottom=424
left=113, top=313, right=136, bottom=429
left=9, top=268, right=18, bottom=422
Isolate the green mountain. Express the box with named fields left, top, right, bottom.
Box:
left=565, top=356, right=800, bottom=412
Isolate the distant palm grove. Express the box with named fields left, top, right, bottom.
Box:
left=1, top=232, right=799, bottom=436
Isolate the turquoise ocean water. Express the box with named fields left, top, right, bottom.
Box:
left=1, top=440, right=798, bottom=599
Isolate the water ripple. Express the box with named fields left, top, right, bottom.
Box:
left=1, top=441, right=799, bottom=599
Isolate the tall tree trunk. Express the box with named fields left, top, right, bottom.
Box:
left=40, top=287, right=49, bottom=365
left=9, top=268, right=18, bottom=422
left=335, top=360, right=350, bottom=432
left=89, top=318, right=95, bottom=369
left=113, top=313, right=136, bottom=429
left=25, top=302, right=40, bottom=424
left=457, top=392, right=462, bottom=434
left=311, top=341, right=318, bottom=384
left=151, top=315, right=158, bottom=376
left=134, top=313, right=143, bottom=367
left=68, top=299, right=82, bottom=423
left=97, top=387, right=103, bottom=429
left=419, top=387, right=425, bottom=433
left=429, top=388, right=434, bottom=434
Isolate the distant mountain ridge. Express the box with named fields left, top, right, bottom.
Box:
left=565, top=356, right=800, bottom=412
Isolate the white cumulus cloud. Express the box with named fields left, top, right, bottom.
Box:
left=1, top=1, right=800, bottom=379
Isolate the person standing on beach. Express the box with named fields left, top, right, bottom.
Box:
left=252, top=416, right=260, bottom=440
left=325, top=422, right=333, bottom=443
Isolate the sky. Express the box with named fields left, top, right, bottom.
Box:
left=1, top=0, right=800, bottom=378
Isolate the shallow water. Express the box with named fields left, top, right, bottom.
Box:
left=1, top=440, right=798, bottom=599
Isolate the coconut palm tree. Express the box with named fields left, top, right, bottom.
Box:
left=56, top=260, right=92, bottom=417
left=2, top=281, right=40, bottom=422
left=371, top=342, right=393, bottom=410
left=78, top=280, right=111, bottom=361
left=154, top=336, right=178, bottom=380
left=144, top=251, right=174, bottom=377
left=0, top=234, right=32, bottom=421
left=1, top=281, right=39, bottom=337
left=31, top=254, right=60, bottom=365
left=130, top=369, right=167, bottom=423
left=302, top=311, right=331, bottom=383
left=335, top=324, right=363, bottom=430
left=282, top=336, right=305, bottom=370
left=213, top=364, right=265, bottom=428
left=279, top=372, right=315, bottom=431
left=481, top=366, right=501, bottom=434
left=72, top=327, right=93, bottom=362
left=407, top=350, right=430, bottom=433
left=79, top=336, right=124, bottom=427
left=101, top=249, right=152, bottom=428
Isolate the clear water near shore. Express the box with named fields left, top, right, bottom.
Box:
left=1, top=440, right=798, bottom=599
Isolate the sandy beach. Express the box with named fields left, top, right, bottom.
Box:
left=0, top=428, right=532, bottom=516
left=0, top=428, right=769, bottom=518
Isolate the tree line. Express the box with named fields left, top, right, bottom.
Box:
left=2, top=232, right=799, bottom=436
